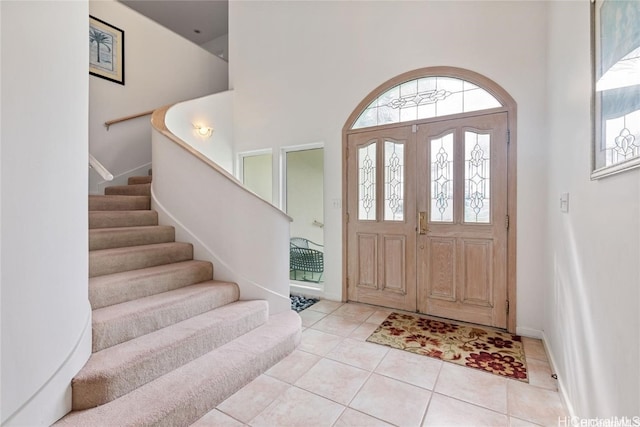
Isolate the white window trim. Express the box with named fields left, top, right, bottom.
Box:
left=591, top=156, right=640, bottom=180
left=590, top=0, right=640, bottom=179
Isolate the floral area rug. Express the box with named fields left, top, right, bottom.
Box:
left=366, top=312, right=528, bottom=382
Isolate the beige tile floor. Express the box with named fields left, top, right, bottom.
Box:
left=194, top=301, right=568, bottom=427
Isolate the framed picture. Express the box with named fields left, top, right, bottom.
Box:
left=89, top=15, right=125, bottom=85
left=591, top=0, right=640, bottom=179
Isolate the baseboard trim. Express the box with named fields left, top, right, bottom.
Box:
left=541, top=330, right=576, bottom=419
left=515, top=327, right=576, bottom=417
left=290, top=283, right=324, bottom=299
left=516, top=326, right=543, bottom=339
left=2, top=302, right=92, bottom=426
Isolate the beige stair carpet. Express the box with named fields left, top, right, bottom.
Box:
left=55, top=175, right=300, bottom=425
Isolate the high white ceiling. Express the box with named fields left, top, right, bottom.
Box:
left=119, top=0, right=228, bottom=45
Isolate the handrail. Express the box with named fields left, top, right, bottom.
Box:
left=104, top=109, right=154, bottom=130
left=88, top=153, right=114, bottom=181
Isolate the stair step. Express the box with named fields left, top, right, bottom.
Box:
left=72, top=300, right=269, bottom=410
left=89, top=210, right=158, bottom=229
left=56, top=310, right=301, bottom=427
left=89, top=225, right=175, bottom=251
left=127, top=175, right=152, bottom=185
left=105, top=183, right=151, bottom=197
left=89, top=242, right=193, bottom=278
left=89, top=195, right=150, bottom=211
left=92, top=281, right=240, bottom=352
left=90, top=260, right=213, bottom=309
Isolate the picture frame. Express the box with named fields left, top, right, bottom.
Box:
left=89, top=15, right=125, bottom=85
left=591, top=0, right=640, bottom=179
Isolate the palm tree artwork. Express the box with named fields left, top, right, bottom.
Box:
left=90, top=27, right=113, bottom=69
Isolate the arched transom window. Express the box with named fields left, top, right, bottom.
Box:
left=352, top=76, right=503, bottom=129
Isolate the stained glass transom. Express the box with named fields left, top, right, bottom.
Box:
left=464, top=132, right=491, bottom=223
left=430, top=133, right=454, bottom=222
left=358, top=143, right=377, bottom=220
left=384, top=141, right=404, bottom=221
left=353, top=77, right=502, bottom=129
left=604, top=109, right=640, bottom=166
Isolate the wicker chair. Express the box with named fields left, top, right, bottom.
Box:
left=290, top=237, right=324, bottom=282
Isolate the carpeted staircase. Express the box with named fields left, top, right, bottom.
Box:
left=56, top=175, right=301, bottom=426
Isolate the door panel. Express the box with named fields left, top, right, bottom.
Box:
left=347, top=126, right=416, bottom=311
left=382, top=234, right=406, bottom=293
left=417, top=112, right=508, bottom=328
left=357, top=233, right=377, bottom=288
left=427, top=238, right=456, bottom=301
left=461, top=238, right=492, bottom=305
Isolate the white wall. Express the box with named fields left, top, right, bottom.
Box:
left=152, top=128, right=292, bottom=315
left=89, top=0, right=229, bottom=194
left=1, top=1, right=91, bottom=425
left=201, top=34, right=229, bottom=62
left=230, top=1, right=550, bottom=328
left=165, top=91, right=234, bottom=173
left=545, top=1, right=639, bottom=418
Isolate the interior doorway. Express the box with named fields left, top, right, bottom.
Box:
left=238, top=150, right=273, bottom=203
left=343, top=67, right=517, bottom=332
left=282, top=145, right=325, bottom=285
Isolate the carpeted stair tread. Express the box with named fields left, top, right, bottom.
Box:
left=127, top=175, right=153, bottom=185
left=105, top=183, right=151, bottom=196
left=89, top=225, right=175, bottom=251
left=56, top=310, right=301, bottom=427
left=89, top=210, right=158, bottom=229
left=89, top=195, right=150, bottom=211
left=90, top=260, right=213, bottom=309
left=73, top=300, right=269, bottom=410
left=92, top=281, right=240, bottom=352
left=89, top=242, right=193, bottom=278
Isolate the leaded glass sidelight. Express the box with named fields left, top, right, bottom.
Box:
left=384, top=140, right=404, bottom=221
left=352, top=77, right=502, bottom=129
left=430, top=133, right=454, bottom=222
left=358, top=142, right=377, bottom=220
left=464, top=132, right=491, bottom=223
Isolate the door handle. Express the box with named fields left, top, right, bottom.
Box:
left=418, top=211, right=428, bottom=234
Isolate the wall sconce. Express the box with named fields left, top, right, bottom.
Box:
left=193, top=123, right=214, bottom=138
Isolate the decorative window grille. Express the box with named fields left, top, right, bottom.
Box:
left=353, top=77, right=501, bottom=130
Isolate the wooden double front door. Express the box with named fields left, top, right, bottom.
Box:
left=346, top=112, right=509, bottom=329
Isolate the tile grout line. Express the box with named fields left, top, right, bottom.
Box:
left=230, top=303, right=562, bottom=426
left=334, top=341, right=391, bottom=425
left=420, top=354, right=446, bottom=426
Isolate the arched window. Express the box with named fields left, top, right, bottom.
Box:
left=352, top=76, right=502, bottom=129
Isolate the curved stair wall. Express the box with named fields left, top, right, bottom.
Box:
left=164, top=90, right=234, bottom=174
left=151, top=105, right=292, bottom=314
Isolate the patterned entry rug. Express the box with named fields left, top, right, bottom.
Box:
left=290, top=294, right=318, bottom=312
left=367, top=312, right=528, bottom=382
